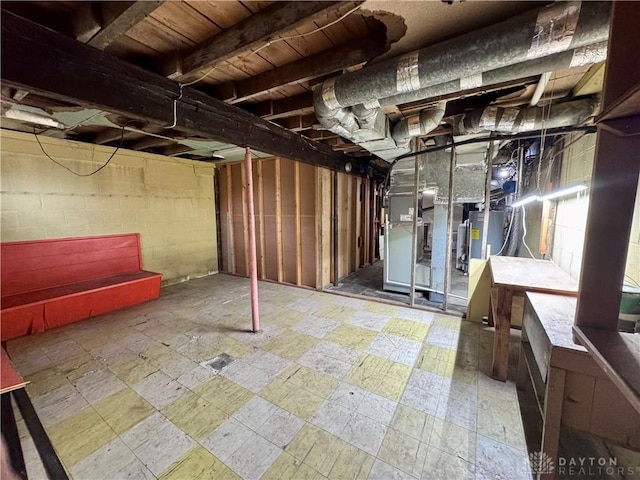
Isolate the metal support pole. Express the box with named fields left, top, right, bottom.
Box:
left=481, top=138, right=494, bottom=259
left=409, top=153, right=421, bottom=307
left=244, top=147, right=260, bottom=333
left=333, top=171, right=339, bottom=286
left=443, top=141, right=456, bottom=311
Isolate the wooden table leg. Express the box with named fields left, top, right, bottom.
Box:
left=491, top=287, right=513, bottom=381
left=538, top=367, right=566, bottom=480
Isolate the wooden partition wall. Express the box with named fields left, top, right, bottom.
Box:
left=217, top=157, right=376, bottom=289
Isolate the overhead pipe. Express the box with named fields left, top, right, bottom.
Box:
left=375, top=41, right=607, bottom=108
left=452, top=97, right=597, bottom=135
left=314, top=1, right=610, bottom=160
left=244, top=147, right=260, bottom=333
left=392, top=102, right=447, bottom=147
left=530, top=71, right=553, bottom=106
left=317, top=2, right=611, bottom=110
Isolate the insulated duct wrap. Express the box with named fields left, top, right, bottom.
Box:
left=391, top=102, right=447, bottom=147
left=318, top=1, right=611, bottom=110
left=453, top=97, right=596, bottom=135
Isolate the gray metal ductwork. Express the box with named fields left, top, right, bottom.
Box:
left=391, top=102, right=446, bottom=148
left=452, top=97, right=597, bottom=135
left=314, top=1, right=611, bottom=161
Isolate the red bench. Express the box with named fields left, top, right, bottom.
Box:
left=1, top=233, right=162, bottom=342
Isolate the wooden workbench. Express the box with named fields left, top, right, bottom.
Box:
left=519, top=293, right=640, bottom=479
left=489, top=256, right=578, bottom=381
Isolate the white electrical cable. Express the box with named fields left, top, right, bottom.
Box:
left=495, top=207, right=515, bottom=256
left=520, top=206, right=536, bottom=259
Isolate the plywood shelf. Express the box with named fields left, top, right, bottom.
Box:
left=573, top=326, right=640, bottom=416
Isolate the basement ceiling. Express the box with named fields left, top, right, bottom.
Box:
left=0, top=1, right=606, bottom=171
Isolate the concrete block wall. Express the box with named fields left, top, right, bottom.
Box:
left=551, top=132, right=640, bottom=285
left=0, top=130, right=217, bottom=285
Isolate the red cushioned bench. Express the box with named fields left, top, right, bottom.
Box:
left=1, top=233, right=162, bottom=342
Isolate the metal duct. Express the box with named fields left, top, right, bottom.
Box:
left=318, top=1, right=611, bottom=110
left=391, top=102, right=446, bottom=147
left=452, top=97, right=596, bottom=135
left=374, top=41, right=607, bottom=108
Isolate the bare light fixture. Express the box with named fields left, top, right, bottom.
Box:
left=511, top=195, right=540, bottom=208
left=540, top=183, right=588, bottom=201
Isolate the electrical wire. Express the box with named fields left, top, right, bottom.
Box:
left=495, top=207, right=515, bottom=256
left=165, top=4, right=362, bottom=129
left=34, top=121, right=133, bottom=177
left=520, top=206, right=536, bottom=259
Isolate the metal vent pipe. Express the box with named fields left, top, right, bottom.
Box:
left=318, top=1, right=611, bottom=111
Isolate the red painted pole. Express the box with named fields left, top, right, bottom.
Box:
left=244, top=147, right=260, bottom=332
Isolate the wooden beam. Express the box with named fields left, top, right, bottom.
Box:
left=85, top=2, right=163, bottom=50
left=91, top=127, right=141, bottom=145
left=1, top=11, right=352, bottom=172
left=168, top=2, right=361, bottom=83
left=574, top=1, right=640, bottom=333
left=248, top=92, right=315, bottom=120
left=274, top=114, right=319, bottom=132
left=221, top=37, right=386, bottom=104
left=129, top=135, right=174, bottom=151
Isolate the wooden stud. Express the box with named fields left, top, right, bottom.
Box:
left=539, top=367, right=566, bottom=479
left=275, top=158, right=284, bottom=283
left=341, top=174, right=350, bottom=277
left=491, top=287, right=514, bottom=381
left=241, top=162, right=250, bottom=277
left=226, top=165, right=236, bottom=274
left=294, top=161, right=302, bottom=286
left=257, top=160, right=266, bottom=280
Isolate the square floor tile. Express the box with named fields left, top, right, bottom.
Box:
left=326, top=325, right=377, bottom=351
left=339, top=412, right=387, bottom=456
left=93, top=387, right=155, bottom=434
left=132, top=370, right=188, bottom=410
left=345, top=311, right=391, bottom=331
left=311, top=399, right=354, bottom=437
left=232, top=396, right=279, bottom=430
left=121, top=412, right=195, bottom=476
left=286, top=423, right=347, bottom=477
left=70, top=437, right=153, bottom=480
left=368, top=459, right=418, bottom=480
left=193, top=375, right=253, bottom=415
left=328, top=443, right=374, bottom=480
left=368, top=334, right=422, bottom=367
left=257, top=408, right=305, bottom=448
left=162, top=392, right=228, bottom=440
left=390, top=404, right=433, bottom=444
left=422, top=445, right=474, bottom=480
left=299, top=341, right=360, bottom=379
left=294, top=316, right=339, bottom=339
left=262, top=330, right=319, bottom=361
left=378, top=428, right=428, bottom=478
left=158, top=446, right=241, bottom=480
left=201, top=417, right=256, bottom=463
left=383, top=319, right=430, bottom=342
left=72, top=368, right=126, bottom=404
left=425, top=326, right=460, bottom=349
left=429, top=417, right=476, bottom=463
left=475, top=434, right=530, bottom=480
left=328, top=382, right=397, bottom=425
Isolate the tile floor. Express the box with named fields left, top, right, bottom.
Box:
left=7, top=274, right=530, bottom=480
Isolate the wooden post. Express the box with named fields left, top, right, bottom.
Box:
left=245, top=147, right=260, bottom=333
left=257, top=160, right=266, bottom=279
left=294, top=161, right=302, bottom=286
left=226, top=165, right=235, bottom=273
left=333, top=171, right=339, bottom=286
left=275, top=158, right=284, bottom=283
left=574, top=2, right=640, bottom=334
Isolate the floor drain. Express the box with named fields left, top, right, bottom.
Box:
left=202, top=353, right=234, bottom=372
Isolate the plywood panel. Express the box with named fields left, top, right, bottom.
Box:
left=231, top=164, right=246, bottom=276
left=262, top=160, right=278, bottom=281
left=280, top=159, right=297, bottom=284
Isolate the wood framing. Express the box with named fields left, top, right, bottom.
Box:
left=167, top=1, right=360, bottom=83
left=1, top=11, right=353, bottom=172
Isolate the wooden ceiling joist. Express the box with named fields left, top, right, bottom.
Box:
left=1, top=10, right=352, bottom=172
left=129, top=135, right=174, bottom=151
left=220, top=37, right=387, bottom=104
left=166, top=1, right=361, bottom=83
left=274, top=114, right=319, bottom=132
left=92, top=127, right=141, bottom=145
left=74, top=1, right=164, bottom=49
left=250, top=92, right=315, bottom=120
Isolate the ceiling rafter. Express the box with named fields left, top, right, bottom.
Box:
left=1, top=10, right=354, bottom=172
left=218, top=35, right=387, bottom=104
left=73, top=1, right=164, bottom=49
left=165, top=1, right=362, bottom=83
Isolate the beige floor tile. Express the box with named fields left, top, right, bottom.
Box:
left=477, top=395, right=525, bottom=450
left=262, top=330, right=319, bottom=361
left=286, top=423, right=349, bottom=477
left=281, top=365, right=340, bottom=398
left=48, top=407, right=117, bottom=467
left=93, top=387, right=155, bottom=434
left=432, top=315, right=462, bottom=331
left=109, top=356, right=160, bottom=385
left=25, top=367, right=70, bottom=398
left=428, top=417, right=476, bottom=463
left=344, top=354, right=411, bottom=401
left=422, top=445, right=475, bottom=480
left=193, top=375, right=253, bottom=415
left=383, top=318, right=430, bottom=342
left=326, top=325, right=377, bottom=351
left=162, top=392, right=229, bottom=440
left=314, top=305, right=357, bottom=322
left=262, top=452, right=325, bottom=480
left=378, top=428, right=428, bottom=478
left=262, top=309, right=308, bottom=328
left=328, top=443, right=374, bottom=480
left=261, top=376, right=325, bottom=420
left=158, top=446, right=241, bottom=480
left=391, top=404, right=433, bottom=444
left=364, top=303, right=399, bottom=316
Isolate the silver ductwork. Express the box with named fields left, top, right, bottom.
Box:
left=314, top=1, right=611, bottom=160
left=452, top=97, right=597, bottom=135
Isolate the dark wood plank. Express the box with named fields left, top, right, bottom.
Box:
left=248, top=92, right=315, bottom=119
left=1, top=10, right=353, bottom=172
left=573, top=326, right=640, bottom=416
left=222, top=37, right=386, bottom=103
left=169, top=1, right=361, bottom=82
left=82, top=1, right=164, bottom=50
